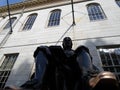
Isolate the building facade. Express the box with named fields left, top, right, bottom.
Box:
left=0, top=0, right=120, bottom=88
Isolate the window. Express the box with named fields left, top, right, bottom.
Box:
left=3, top=17, right=17, bottom=30
left=98, top=47, right=120, bottom=82
left=0, top=53, right=19, bottom=88
left=87, top=3, right=106, bottom=21
left=116, top=0, right=120, bottom=7
left=48, top=9, right=61, bottom=27
left=22, top=13, right=37, bottom=31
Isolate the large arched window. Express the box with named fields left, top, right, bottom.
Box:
left=116, top=0, right=120, bottom=7
left=3, top=17, right=17, bottom=30
left=48, top=9, right=61, bottom=27
left=22, top=13, right=37, bottom=31
left=87, top=3, right=107, bottom=21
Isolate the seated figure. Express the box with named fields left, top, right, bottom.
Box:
left=6, top=37, right=119, bottom=90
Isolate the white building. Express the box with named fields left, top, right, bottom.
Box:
left=0, top=0, right=120, bottom=88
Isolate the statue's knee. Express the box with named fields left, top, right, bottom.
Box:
left=34, top=46, right=52, bottom=58
left=76, top=49, right=93, bottom=71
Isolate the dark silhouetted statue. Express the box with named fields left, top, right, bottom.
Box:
left=6, top=37, right=119, bottom=90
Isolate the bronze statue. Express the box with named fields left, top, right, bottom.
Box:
left=5, top=37, right=119, bottom=90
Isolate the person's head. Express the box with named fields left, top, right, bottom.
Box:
left=62, top=37, right=73, bottom=50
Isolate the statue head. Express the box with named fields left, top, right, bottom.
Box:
left=62, top=37, right=73, bottom=50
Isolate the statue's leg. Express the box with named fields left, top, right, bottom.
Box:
left=76, top=49, right=93, bottom=77
left=76, top=48, right=119, bottom=90
left=20, top=50, right=49, bottom=89
left=34, top=51, right=48, bottom=83
left=32, top=50, right=55, bottom=90
left=76, top=49, right=94, bottom=90
left=34, top=49, right=58, bottom=90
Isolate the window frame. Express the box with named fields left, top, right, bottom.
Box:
left=0, top=53, right=19, bottom=88
left=3, top=17, right=17, bottom=30
left=22, top=13, right=38, bottom=31
left=47, top=9, right=61, bottom=27
left=97, top=46, right=120, bottom=82
left=86, top=3, right=107, bottom=21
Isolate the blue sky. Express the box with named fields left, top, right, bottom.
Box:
left=0, top=0, right=23, bottom=6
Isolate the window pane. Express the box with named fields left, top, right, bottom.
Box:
left=98, top=47, right=120, bottom=82
left=3, top=17, right=17, bottom=30
left=48, top=9, right=61, bottom=27
left=87, top=3, right=106, bottom=21
left=23, top=14, right=37, bottom=31
left=0, top=54, right=18, bottom=88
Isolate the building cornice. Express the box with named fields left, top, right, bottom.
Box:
left=0, top=0, right=51, bottom=12
left=0, top=0, right=91, bottom=17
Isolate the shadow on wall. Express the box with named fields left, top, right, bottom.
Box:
left=5, top=56, right=34, bottom=87
left=85, top=38, right=107, bottom=47
left=84, top=38, right=107, bottom=70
